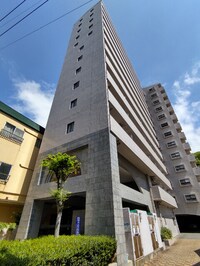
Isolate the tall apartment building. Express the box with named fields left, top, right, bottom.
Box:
left=16, top=2, right=179, bottom=264
left=0, top=101, right=44, bottom=224
left=144, top=84, right=200, bottom=232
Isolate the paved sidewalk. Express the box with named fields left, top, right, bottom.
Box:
left=144, top=237, right=200, bottom=266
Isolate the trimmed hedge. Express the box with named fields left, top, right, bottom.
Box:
left=161, top=227, right=172, bottom=240
left=0, top=235, right=116, bottom=266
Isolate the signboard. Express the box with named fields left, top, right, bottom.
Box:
left=75, top=216, right=81, bottom=235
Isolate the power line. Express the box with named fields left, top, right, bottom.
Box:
left=0, top=0, right=95, bottom=51
left=0, top=0, right=44, bottom=29
left=0, top=0, right=27, bottom=23
left=0, top=0, right=49, bottom=38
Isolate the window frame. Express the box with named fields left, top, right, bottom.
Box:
left=179, top=178, right=191, bottom=187
left=70, top=99, right=77, bottom=109
left=66, top=122, right=75, bottom=134
left=174, top=164, right=186, bottom=172
left=0, top=162, right=12, bottom=182
left=184, top=193, right=198, bottom=203
left=73, top=81, right=80, bottom=89
left=166, top=141, right=177, bottom=148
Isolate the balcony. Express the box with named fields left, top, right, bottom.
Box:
left=183, top=142, right=191, bottom=151
left=178, top=132, right=186, bottom=140
left=168, top=106, right=174, bottom=113
left=175, top=122, right=182, bottom=132
left=171, top=114, right=178, bottom=123
left=0, top=129, right=23, bottom=144
left=188, top=154, right=196, bottom=163
left=193, top=167, right=200, bottom=177
left=151, top=185, right=178, bottom=208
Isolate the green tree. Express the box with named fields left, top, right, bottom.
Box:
left=194, top=151, right=200, bottom=166
left=41, top=152, right=80, bottom=237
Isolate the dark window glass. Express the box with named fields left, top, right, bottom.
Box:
left=0, top=162, right=12, bottom=181
left=67, top=122, right=74, bottom=133
left=73, top=81, right=80, bottom=89
left=76, top=67, right=81, bottom=74
left=70, top=99, right=77, bottom=109
left=78, top=55, right=83, bottom=61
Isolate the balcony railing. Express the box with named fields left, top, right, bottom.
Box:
left=183, top=142, right=191, bottom=151
left=178, top=132, right=186, bottom=140
left=0, top=129, right=23, bottom=144
left=151, top=185, right=178, bottom=208
left=175, top=122, right=182, bottom=132
left=188, top=154, right=196, bottom=163
left=193, top=167, right=200, bottom=177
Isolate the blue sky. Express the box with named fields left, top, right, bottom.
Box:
left=0, top=0, right=200, bottom=151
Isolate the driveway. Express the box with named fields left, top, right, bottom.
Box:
left=144, top=234, right=200, bottom=266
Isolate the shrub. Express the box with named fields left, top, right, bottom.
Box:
left=161, top=227, right=172, bottom=240
left=0, top=235, right=116, bottom=266
left=0, top=222, right=16, bottom=232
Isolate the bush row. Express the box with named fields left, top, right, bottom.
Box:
left=0, top=235, right=116, bottom=266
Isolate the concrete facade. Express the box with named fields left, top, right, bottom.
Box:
left=144, top=84, right=200, bottom=232
left=16, top=3, right=179, bottom=265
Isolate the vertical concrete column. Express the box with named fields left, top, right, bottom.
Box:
left=85, top=129, right=127, bottom=265
left=109, top=133, right=128, bottom=265
left=16, top=199, right=44, bottom=239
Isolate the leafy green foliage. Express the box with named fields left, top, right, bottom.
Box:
left=194, top=151, right=200, bottom=166
left=0, top=235, right=116, bottom=266
left=0, top=223, right=16, bottom=232
left=161, top=227, right=172, bottom=240
left=41, top=152, right=81, bottom=186
left=41, top=152, right=81, bottom=236
left=50, top=189, right=71, bottom=204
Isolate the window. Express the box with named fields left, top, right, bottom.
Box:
left=151, top=93, right=157, bottom=99
left=80, top=18, right=83, bottom=22
left=35, top=138, right=42, bottom=148
left=153, top=100, right=160, bottom=105
left=175, top=164, right=185, bottom=172
left=158, top=114, right=165, bottom=120
left=89, top=18, right=93, bottom=23
left=88, top=31, right=93, bottom=36
left=66, top=122, right=74, bottom=133
left=184, top=194, right=198, bottom=202
left=77, top=29, right=81, bottom=33
left=0, top=162, right=12, bottom=181
left=167, top=141, right=176, bottom=148
left=179, top=178, right=191, bottom=186
left=78, top=55, right=83, bottom=61
left=160, top=122, right=169, bottom=128
left=90, top=8, right=94, bottom=12
left=89, top=24, right=93, bottom=29
left=164, top=131, right=172, bottom=138
left=0, top=122, right=24, bottom=143
left=76, top=67, right=81, bottom=74
left=78, top=23, right=82, bottom=27
left=76, top=35, right=80, bottom=40
left=155, top=106, right=163, bottom=112
left=70, top=99, right=77, bottom=109
left=73, top=81, right=80, bottom=89
left=149, top=87, right=155, bottom=92
left=170, top=152, right=181, bottom=159
left=90, top=13, right=94, bottom=17
left=79, top=45, right=84, bottom=51
left=74, top=42, right=78, bottom=47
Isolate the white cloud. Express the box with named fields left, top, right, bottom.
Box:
left=172, top=62, right=200, bottom=152
left=12, top=79, right=55, bottom=127
left=183, top=62, right=200, bottom=85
